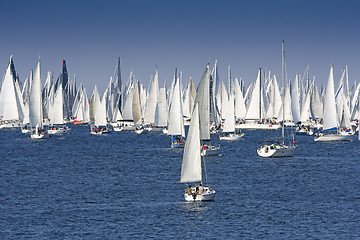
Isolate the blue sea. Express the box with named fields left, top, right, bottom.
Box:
left=1, top=126, right=359, bottom=239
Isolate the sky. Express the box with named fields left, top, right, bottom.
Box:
left=0, top=0, right=359, bottom=94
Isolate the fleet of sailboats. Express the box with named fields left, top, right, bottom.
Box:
left=0, top=49, right=359, bottom=201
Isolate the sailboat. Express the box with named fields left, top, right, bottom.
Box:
left=167, top=70, right=185, bottom=148
left=257, top=41, right=296, bottom=157
left=314, top=65, right=353, bottom=142
left=89, top=86, right=111, bottom=135
left=219, top=92, right=244, bottom=140
left=239, top=69, right=281, bottom=130
left=48, top=82, right=70, bottom=134
left=195, top=65, right=220, bottom=156
left=29, top=59, right=48, bottom=139
left=0, top=56, right=24, bottom=129
left=143, top=68, right=159, bottom=132
left=180, top=102, right=216, bottom=202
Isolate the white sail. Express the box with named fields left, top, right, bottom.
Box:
left=132, top=82, right=142, bottom=124
left=300, top=88, right=312, bottom=122
left=220, top=82, right=228, bottom=121
left=29, top=60, right=43, bottom=128
left=143, top=69, right=158, bottom=124
left=182, top=83, right=191, bottom=118
left=278, top=85, right=293, bottom=121
left=245, top=69, right=265, bottom=120
left=222, top=92, right=235, bottom=133
left=167, top=76, right=185, bottom=137
left=310, top=80, right=323, bottom=120
left=234, top=77, right=246, bottom=120
left=49, top=83, right=64, bottom=124
left=97, top=92, right=107, bottom=126
left=0, top=56, right=21, bottom=121
left=122, top=76, right=134, bottom=121
left=180, top=103, right=201, bottom=183
left=14, top=79, right=25, bottom=122
left=266, top=76, right=282, bottom=120
left=91, top=86, right=107, bottom=126
left=291, top=74, right=301, bottom=123
left=322, top=65, right=338, bottom=130
left=155, top=85, right=168, bottom=127
left=194, top=65, right=211, bottom=141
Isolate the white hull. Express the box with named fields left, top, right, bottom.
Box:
left=314, top=133, right=353, bottom=142
left=121, top=126, right=136, bottom=131
left=21, top=128, right=30, bottom=134
left=90, top=129, right=112, bottom=135
left=144, top=127, right=152, bottom=132
left=257, top=144, right=295, bottom=157
left=30, top=133, right=49, bottom=139
left=236, top=123, right=281, bottom=130
left=219, top=133, right=244, bottom=141
left=150, top=127, right=166, bottom=132
left=48, top=127, right=69, bottom=135
left=184, top=187, right=216, bottom=202
left=135, top=129, right=144, bottom=134
left=0, top=121, right=21, bottom=129
left=113, top=126, right=123, bottom=132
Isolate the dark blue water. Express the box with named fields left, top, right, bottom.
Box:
left=1, top=126, right=359, bottom=239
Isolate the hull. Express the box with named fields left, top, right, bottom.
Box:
left=48, top=127, right=69, bottom=135
left=0, top=121, right=21, bottom=129
left=122, top=126, right=136, bottom=131
left=257, top=144, right=295, bottom=158
left=113, top=126, right=123, bottom=132
left=219, top=133, right=244, bottom=141
left=73, top=121, right=88, bottom=125
left=135, top=129, right=144, bottom=134
left=171, top=141, right=185, bottom=148
left=184, top=187, right=216, bottom=202
left=30, top=133, right=49, bottom=139
left=314, top=133, right=353, bottom=142
left=90, top=129, right=112, bottom=135
left=150, top=127, right=166, bottom=132
left=201, top=145, right=220, bottom=156
left=236, top=123, right=281, bottom=130
left=21, top=128, right=30, bottom=134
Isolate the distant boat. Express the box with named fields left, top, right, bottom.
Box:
left=48, top=82, right=70, bottom=135
left=257, top=41, right=296, bottom=157
left=195, top=65, right=220, bottom=156
left=314, top=65, right=353, bottom=142
left=89, top=86, right=111, bottom=135
left=180, top=103, right=215, bottom=202
left=167, top=69, right=185, bottom=148
left=29, top=59, right=48, bottom=139
left=219, top=91, right=244, bottom=141
left=0, top=56, right=24, bottom=129
left=238, top=68, right=281, bottom=130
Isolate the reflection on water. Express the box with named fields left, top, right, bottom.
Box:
left=178, top=201, right=209, bottom=212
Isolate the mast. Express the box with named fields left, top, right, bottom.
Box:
left=259, top=68, right=262, bottom=121
left=117, top=57, right=122, bottom=113
left=282, top=41, right=285, bottom=144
